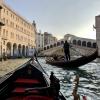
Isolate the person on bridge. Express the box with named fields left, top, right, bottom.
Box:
left=63, top=40, right=70, bottom=61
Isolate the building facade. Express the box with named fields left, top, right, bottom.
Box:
left=44, top=32, right=57, bottom=46
left=95, top=15, right=100, bottom=56
left=0, top=2, right=36, bottom=59
left=36, top=32, right=44, bottom=52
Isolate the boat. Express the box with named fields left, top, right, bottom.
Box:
left=0, top=59, right=66, bottom=100
left=46, top=50, right=98, bottom=68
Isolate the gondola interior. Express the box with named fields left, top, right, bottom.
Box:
left=0, top=63, right=53, bottom=100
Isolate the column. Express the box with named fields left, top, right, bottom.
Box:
left=11, top=46, right=13, bottom=57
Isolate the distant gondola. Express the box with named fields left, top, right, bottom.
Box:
left=0, top=59, right=66, bottom=100
left=46, top=50, right=98, bottom=68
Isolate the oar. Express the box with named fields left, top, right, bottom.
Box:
left=34, top=48, right=49, bottom=76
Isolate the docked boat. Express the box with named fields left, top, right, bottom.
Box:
left=46, top=50, right=98, bottom=68
left=0, top=59, right=66, bottom=100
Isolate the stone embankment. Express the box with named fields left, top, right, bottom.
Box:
left=0, top=58, right=29, bottom=77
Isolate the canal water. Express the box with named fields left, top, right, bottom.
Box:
left=38, top=58, right=100, bottom=100
left=0, top=58, right=99, bottom=100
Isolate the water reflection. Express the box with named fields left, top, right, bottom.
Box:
left=39, top=58, right=100, bottom=100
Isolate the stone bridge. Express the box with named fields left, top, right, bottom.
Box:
left=43, top=34, right=96, bottom=51
left=40, top=34, right=97, bottom=57
left=41, top=44, right=96, bottom=58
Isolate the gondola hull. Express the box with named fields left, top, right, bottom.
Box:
left=46, top=50, right=98, bottom=68
left=0, top=60, right=66, bottom=100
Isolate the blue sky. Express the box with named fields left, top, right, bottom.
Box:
left=4, top=0, right=100, bottom=39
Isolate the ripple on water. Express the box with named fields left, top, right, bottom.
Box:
left=39, top=58, right=100, bottom=100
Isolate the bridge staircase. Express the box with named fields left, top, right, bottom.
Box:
left=40, top=45, right=97, bottom=60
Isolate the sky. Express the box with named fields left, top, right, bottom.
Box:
left=4, top=0, right=100, bottom=39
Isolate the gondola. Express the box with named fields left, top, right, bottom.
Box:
left=46, top=50, right=98, bottom=68
left=0, top=59, right=66, bottom=100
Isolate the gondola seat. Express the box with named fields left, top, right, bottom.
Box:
left=14, top=78, right=42, bottom=87
left=12, top=87, right=39, bottom=94
left=15, top=78, right=40, bottom=84
left=24, top=95, right=53, bottom=100
left=7, top=96, right=53, bottom=100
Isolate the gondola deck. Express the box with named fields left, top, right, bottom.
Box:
left=0, top=60, right=66, bottom=100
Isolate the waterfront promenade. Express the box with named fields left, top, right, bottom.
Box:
left=0, top=58, right=29, bottom=77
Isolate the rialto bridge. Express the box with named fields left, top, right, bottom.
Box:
left=44, top=34, right=97, bottom=50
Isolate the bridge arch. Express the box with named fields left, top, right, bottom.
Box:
left=61, top=41, right=64, bottom=45
left=47, top=46, right=49, bottom=49
left=93, top=43, right=96, bottom=48
left=13, top=43, right=17, bottom=57
left=44, top=47, right=46, bottom=50
left=50, top=45, right=53, bottom=48
left=77, top=40, right=81, bottom=46
left=26, top=46, right=29, bottom=56
left=22, top=45, right=26, bottom=57
left=54, top=43, right=56, bottom=47
left=82, top=41, right=86, bottom=47
left=57, top=42, right=60, bottom=46
left=6, top=42, right=12, bottom=58
left=73, top=40, right=77, bottom=45
left=87, top=42, right=91, bottom=47
left=18, top=44, right=22, bottom=57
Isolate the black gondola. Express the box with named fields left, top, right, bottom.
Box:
left=0, top=60, right=66, bottom=100
left=46, top=50, right=98, bottom=68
